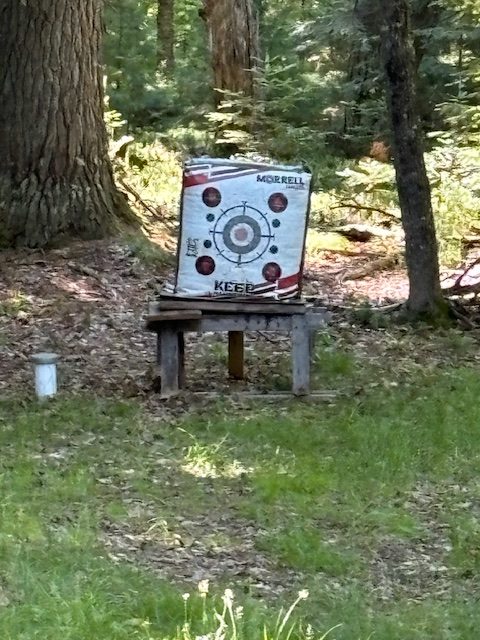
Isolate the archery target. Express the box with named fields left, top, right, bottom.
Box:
left=174, top=158, right=311, bottom=299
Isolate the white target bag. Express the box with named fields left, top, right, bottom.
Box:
left=174, top=158, right=312, bottom=299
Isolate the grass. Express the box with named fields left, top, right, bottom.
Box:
left=3, top=359, right=480, bottom=637
left=0, top=291, right=32, bottom=317
left=306, top=230, right=351, bottom=256
left=123, top=232, right=174, bottom=268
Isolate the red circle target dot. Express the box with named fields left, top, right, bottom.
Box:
left=268, top=193, right=288, bottom=213
left=195, top=255, right=216, bottom=276
left=202, top=187, right=221, bottom=208
left=262, top=262, right=282, bottom=283
left=234, top=227, right=249, bottom=241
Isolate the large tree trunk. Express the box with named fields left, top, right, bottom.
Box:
left=0, top=0, right=130, bottom=248
left=202, top=0, right=261, bottom=105
left=157, top=0, right=175, bottom=75
left=357, top=0, right=445, bottom=318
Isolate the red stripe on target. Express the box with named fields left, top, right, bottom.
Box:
left=277, top=272, right=300, bottom=289
left=183, top=168, right=269, bottom=188
left=183, top=174, right=209, bottom=187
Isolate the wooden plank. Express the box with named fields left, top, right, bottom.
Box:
left=200, top=315, right=294, bottom=332
left=158, top=327, right=180, bottom=397
left=189, top=391, right=338, bottom=401
left=228, top=331, right=244, bottom=380
left=146, top=312, right=328, bottom=334
left=291, top=315, right=310, bottom=396
left=146, top=309, right=202, bottom=329
left=152, top=298, right=307, bottom=315
left=159, top=292, right=305, bottom=305
left=147, top=316, right=291, bottom=333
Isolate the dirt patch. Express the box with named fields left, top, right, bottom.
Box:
left=101, top=510, right=299, bottom=598
left=369, top=484, right=458, bottom=602
left=0, top=241, right=157, bottom=400
left=370, top=536, right=451, bottom=601
left=304, top=249, right=409, bottom=307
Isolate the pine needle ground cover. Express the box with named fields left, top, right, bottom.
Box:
left=2, top=363, right=480, bottom=639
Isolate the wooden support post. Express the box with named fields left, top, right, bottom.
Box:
left=158, top=326, right=180, bottom=397
left=309, top=330, right=317, bottom=364
left=178, top=332, right=186, bottom=388
left=228, top=331, right=245, bottom=379
left=291, top=315, right=310, bottom=396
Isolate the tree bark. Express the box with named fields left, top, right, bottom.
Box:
left=157, top=0, right=175, bottom=75
left=357, top=0, right=445, bottom=318
left=202, top=0, right=261, bottom=105
left=0, top=0, right=131, bottom=248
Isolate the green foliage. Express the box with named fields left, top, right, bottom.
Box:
left=0, top=291, right=31, bottom=318
left=311, top=146, right=480, bottom=266
left=426, top=143, right=480, bottom=265
left=103, top=0, right=480, bottom=150
left=115, top=136, right=183, bottom=220
left=104, top=0, right=209, bottom=126
left=103, top=0, right=480, bottom=270
left=123, top=232, right=172, bottom=267
left=104, top=0, right=158, bottom=120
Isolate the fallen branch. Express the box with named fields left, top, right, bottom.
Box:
left=462, top=235, right=480, bottom=248
left=333, top=223, right=397, bottom=242
left=331, top=199, right=400, bottom=221
left=444, top=282, right=480, bottom=296
left=341, top=255, right=399, bottom=281
left=330, top=301, right=405, bottom=313
left=448, top=301, right=478, bottom=329
left=447, top=257, right=480, bottom=292
left=308, top=249, right=386, bottom=257
left=118, top=177, right=176, bottom=231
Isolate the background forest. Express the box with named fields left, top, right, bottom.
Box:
left=104, top=0, right=480, bottom=268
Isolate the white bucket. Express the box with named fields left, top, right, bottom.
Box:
left=31, top=353, right=59, bottom=399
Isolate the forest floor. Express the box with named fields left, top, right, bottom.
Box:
left=2, top=234, right=480, bottom=639
left=1, top=233, right=478, bottom=402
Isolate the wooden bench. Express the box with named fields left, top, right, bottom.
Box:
left=146, top=297, right=329, bottom=398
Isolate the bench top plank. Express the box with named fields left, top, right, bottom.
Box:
left=152, top=298, right=307, bottom=315
left=145, top=309, right=202, bottom=330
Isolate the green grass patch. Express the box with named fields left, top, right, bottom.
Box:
left=3, top=367, right=480, bottom=637
left=0, top=291, right=32, bottom=317
left=123, top=232, right=174, bottom=267
left=306, top=230, right=352, bottom=256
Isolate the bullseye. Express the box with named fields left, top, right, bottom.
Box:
left=222, top=215, right=262, bottom=255
left=234, top=227, right=249, bottom=242
left=209, top=202, right=274, bottom=266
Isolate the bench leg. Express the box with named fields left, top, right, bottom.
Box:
left=228, top=331, right=245, bottom=380
left=292, top=316, right=310, bottom=396
left=178, top=332, right=186, bottom=388
left=157, top=327, right=180, bottom=397
left=309, top=330, right=317, bottom=364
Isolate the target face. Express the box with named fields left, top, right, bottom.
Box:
left=176, top=159, right=312, bottom=299
left=210, top=202, right=274, bottom=265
